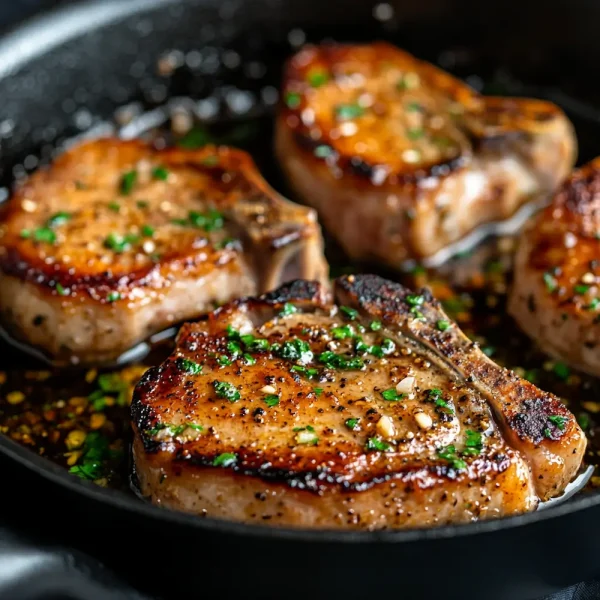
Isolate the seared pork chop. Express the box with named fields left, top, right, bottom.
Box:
left=510, top=158, right=600, bottom=376
left=132, top=275, right=585, bottom=529
left=275, top=43, right=576, bottom=266
left=0, top=138, right=328, bottom=366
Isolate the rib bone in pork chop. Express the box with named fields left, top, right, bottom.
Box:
left=510, top=157, right=600, bottom=376
left=0, top=138, right=328, bottom=365
left=132, top=275, right=585, bottom=529
left=275, top=43, right=576, bottom=265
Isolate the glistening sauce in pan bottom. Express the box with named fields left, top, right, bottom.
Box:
left=0, top=105, right=598, bottom=498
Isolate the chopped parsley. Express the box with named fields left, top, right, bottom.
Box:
left=213, top=453, right=237, bottom=467
left=314, top=145, right=334, bottom=158
left=141, top=224, right=155, bottom=237
left=437, top=445, right=467, bottom=470
left=335, top=103, right=365, bottom=121
left=313, top=387, right=324, bottom=396
left=437, top=320, right=450, bottom=332
left=307, top=69, right=329, bottom=87
left=55, top=283, right=68, bottom=296
left=407, top=127, right=424, bottom=140
left=295, top=427, right=319, bottom=445
left=213, top=380, right=241, bottom=402
left=242, top=353, right=256, bottom=365
left=176, top=357, right=203, bottom=375
left=332, top=324, right=354, bottom=339
left=552, top=362, right=570, bottom=380
left=574, top=284, right=590, bottom=295
left=366, top=437, right=392, bottom=452
left=276, top=339, right=313, bottom=364
left=264, top=394, right=280, bottom=407
left=108, top=202, right=121, bottom=212
left=405, top=294, right=424, bottom=307
left=381, top=388, right=404, bottom=402
left=120, top=170, right=138, bottom=195
left=318, top=351, right=364, bottom=371
left=369, top=320, right=382, bottom=331
left=340, top=306, right=358, bottom=320
left=285, top=91, right=301, bottom=108
left=427, top=388, right=453, bottom=412
left=291, top=365, right=319, bottom=378
left=106, top=291, right=121, bottom=303
left=345, top=418, right=360, bottom=431
left=217, top=355, right=232, bottom=366
left=69, top=432, right=117, bottom=481
left=47, top=211, right=72, bottom=227
left=586, top=298, right=600, bottom=311
left=104, top=232, right=139, bottom=253
left=152, top=166, right=169, bottom=181
left=280, top=303, right=298, bottom=317
left=189, top=209, right=224, bottom=231
left=29, top=227, right=57, bottom=244
left=543, top=272, right=558, bottom=292
left=548, top=415, right=568, bottom=430
left=463, top=430, right=483, bottom=455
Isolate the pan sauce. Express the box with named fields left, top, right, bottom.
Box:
left=0, top=59, right=597, bottom=499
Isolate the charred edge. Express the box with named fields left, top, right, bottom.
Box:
left=259, top=279, right=326, bottom=306
left=508, top=396, right=569, bottom=444
left=177, top=451, right=510, bottom=494
left=131, top=364, right=168, bottom=451
left=334, top=274, right=414, bottom=316
left=292, top=131, right=467, bottom=184
left=553, top=163, right=600, bottom=224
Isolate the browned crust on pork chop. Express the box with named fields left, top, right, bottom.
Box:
left=132, top=276, right=584, bottom=529
left=275, top=42, right=576, bottom=263
left=0, top=138, right=328, bottom=365
left=509, top=157, right=600, bottom=376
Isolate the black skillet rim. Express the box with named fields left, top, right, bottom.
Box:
left=1, top=0, right=599, bottom=544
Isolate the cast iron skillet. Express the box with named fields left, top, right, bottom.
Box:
left=2, top=1, right=600, bottom=599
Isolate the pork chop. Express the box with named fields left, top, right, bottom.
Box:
left=132, top=274, right=585, bottom=529
left=509, top=158, right=600, bottom=376
left=0, top=138, right=328, bottom=366
left=275, top=43, right=576, bottom=266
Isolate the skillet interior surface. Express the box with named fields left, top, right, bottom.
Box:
left=3, top=1, right=600, bottom=599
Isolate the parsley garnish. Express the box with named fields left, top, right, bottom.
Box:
left=32, top=227, right=56, bottom=243
left=437, top=445, right=467, bottom=470
left=543, top=272, right=558, bottom=292
left=318, top=351, right=364, bottom=370
left=462, top=430, right=483, bottom=455
left=405, top=294, right=424, bottom=307
left=141, top=224, right=155, bottom=237
left=213, top=453, right=237, bottom=467
left=104, top=232, right=139, bottom=253
left=264, top=394, right=280, bottom=407
left=381, top=388, right=404, bottom=401
left=370, top=320, right=382, bottom=331
left=340, top=306, right=358, bottom=320
left=437, top=320, right=450, bottom=331
left=213, top=380, right=240, bottom=402
left=345, top=418, right=360, bottom=430
left=55, top=283, right=68, bottom=296
left=307, top=69, right=329, bottom=87
left=553, top=362, right=570, bottom=380
left=276, top=339, right=313, bottom=364
left=152, top=166, right=169, bottom=181
left=574, top=284, right=590, bottom=295
left=332, top=324, right=354, bottom=339
left=548, top=415, right=568, bottom=430
left=285, top=91, right=301, bottom=108
left=108, top=202, right=121, bottom=212
left=69, top=432, right=117, bottom=481
left=313, top=387, right=324, bottom=396
left=176, top=357, right=202, bottom=375
left=280, top=303, right=298, bottom=316
left=47, top=211, right=72, bottom=227
left=107, top=291, right=121, bottom=303
left=120, top=170, right=137, bottom=195
left=335, top=103, right=365, bottom=121
left=314, top=145, right=334, bottom=158
left=366, top=437, right=391, bottom=452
